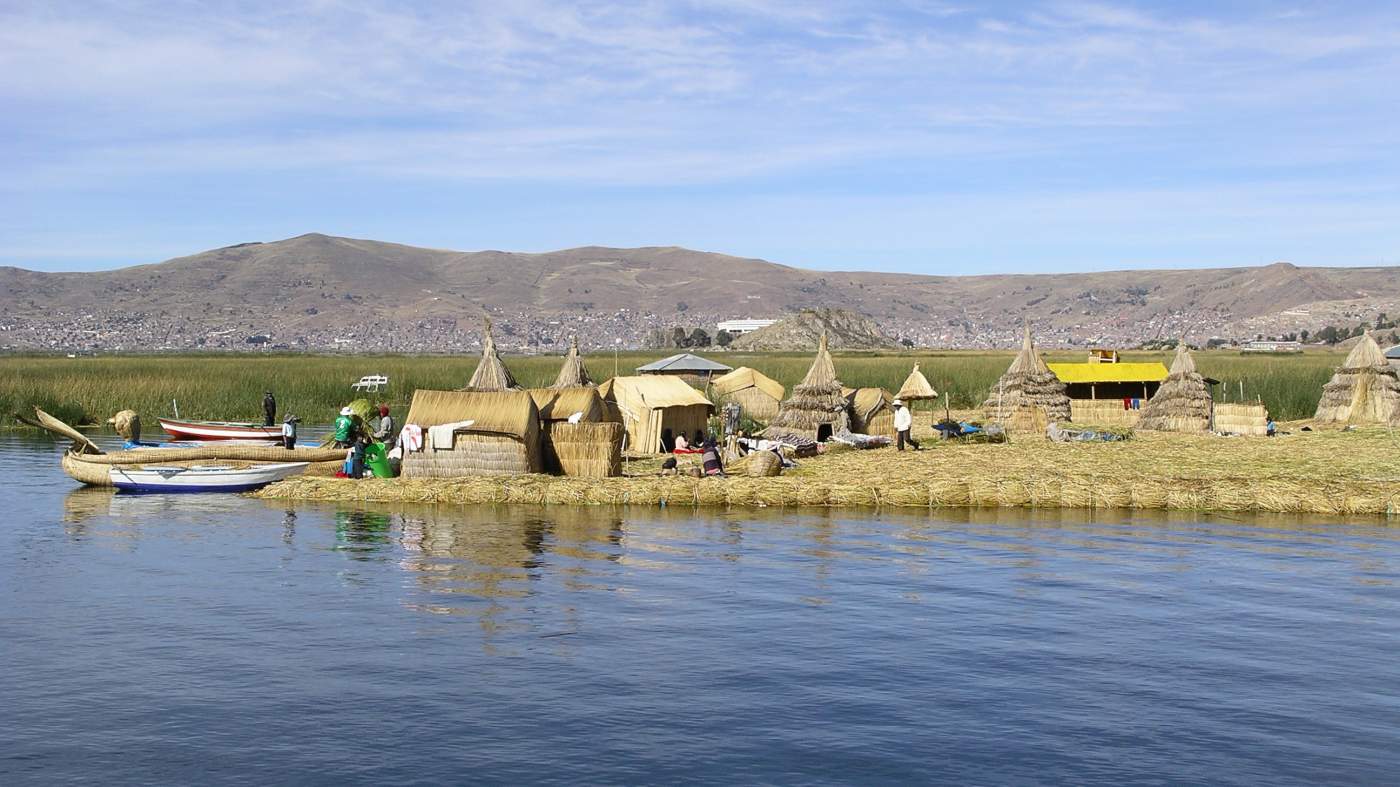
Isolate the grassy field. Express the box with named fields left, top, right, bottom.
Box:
left=1, top=349, right=1345, bottom=427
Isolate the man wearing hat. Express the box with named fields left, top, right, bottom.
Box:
left=892, top=399, right=920, bottom=452
left=333, top=406, right=356, bottom=448
left=281, top=414, right=300, bottom=450
left=262, top=390, right=277, bottom=427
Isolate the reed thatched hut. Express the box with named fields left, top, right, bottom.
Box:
left=983, top=325, right=1071, bottom=429
left=844, top=387, right=896, bottom=436
left=767, top=332, right=851, bottom=442
left=1314, top=333, right=1400, bottom=425
left=896, top=363, right=938, bottom=402
left=599, top=375, right=714, bottom=454
left=551, top=336, right=595, bottom=388
left=465, top=318, right=521, bottom=392
left=402, top=389, right=541, bottom=478
left=527, top=386, right=620, bottom=476
left=1137, top=343, right=1214, bottom=433
left=710, top=366, right=785, bottom=422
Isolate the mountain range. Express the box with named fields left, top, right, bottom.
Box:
left=3, top=233, right=1397, bottom=352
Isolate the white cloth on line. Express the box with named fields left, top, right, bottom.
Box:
left=399, top=424, right=424, bottom=452
left=427, top=420, right=474, bottom=451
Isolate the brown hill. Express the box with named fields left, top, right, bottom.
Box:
left=4, top=234, right=1399, bottom=351
left=731, top=309, right=900, bottom=351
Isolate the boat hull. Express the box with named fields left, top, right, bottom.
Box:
left=158, top=418, right=282, bottom=441
left=109, top=462, right=310, bottom=494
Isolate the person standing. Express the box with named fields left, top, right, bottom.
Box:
left=281, top=414, right=299, bottom=450
left=262, top=391, right=277, bottom=427
left=372, top=404, right=395, bottom=445
left=893, top=399, right=920, bottom=451
left=334, top=406, right=356, bottom=449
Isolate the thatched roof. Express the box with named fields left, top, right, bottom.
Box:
left=551, top=336, right=595, bottom=389
left=767, top=332, right=851, bottom=439
left=1137, top=343, right=1213, bottom=433
left=895, top=363, right=937, bottom=400
left=1314, top=333, right=1400, bottom=425
left=404, top=389, right=538, bottom=436
left=711, top=366, right=784, bottom=401
left=843, top=387, right=892, bottom=422
left=528, top=386, right=608, bottom=422
left=599, top=376, right=714, bottom=411
left=465, top=317, right=521, bottom=391
left=982, top=324, right=1071, bottom=424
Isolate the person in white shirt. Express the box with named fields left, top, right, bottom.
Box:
left=892, top=399, right=920, bottom=452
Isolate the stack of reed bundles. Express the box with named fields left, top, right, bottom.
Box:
left=401, top=389, right=542, bottom=478
left=983, top=324, right=1071, bottom=429
left=1313, top=333, right=1400, bottom=425
left=403, top=431, right=533, bottom=478
left=766, top=332, right=852, bottom=442
left=1137, top=343, right=1213, bottom=433
left=1213, top=403, right=1269, bottom=436
left=1070, top=399, right=1141, bottom=427
left=549, top=421, right=623, bottom=478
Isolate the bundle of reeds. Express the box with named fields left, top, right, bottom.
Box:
left=1214, top=402, right=1269, bottom=436
left=1069, top=399, right=1141, bottom=427
left=982, top=324, right=1071, bottom=428
left=464, top=317, right=521, bottom=391
left=402, top=432, right=533, bottom=478
left=1313, top=334, right=1400, bottom=425
left=767, top=332, right=852, bottom=441
left=107, top=409, right=141, bottom=441
left=1137, top=343, right=1213, bottom=433
left=548, top=421, right=623, bottom=478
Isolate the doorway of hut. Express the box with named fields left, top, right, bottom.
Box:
left=817, top=424, right=833, bottom=442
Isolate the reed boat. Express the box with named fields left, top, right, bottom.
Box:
left=25, top=407, right=346, bottom=488
left=158, top=417, right=283, bottom=441
left=110, top=462, right=310, bottom=493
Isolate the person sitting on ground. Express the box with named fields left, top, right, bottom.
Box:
left=674, top=433, right=690, bottom=452
left=658, top=457, right=679, bottom=477
left=263, top=390, right=277, bottom=427
left=701, top=438, right=725, bottom=477
left=333, top=406, right=356, bottom=449
left=694, top=429, right=706, bottom=447
left=373, top=404, right=395, bottom=445
left=281, top=414, right=299, bottom=450
left=893, top=399, right=921, bottom=451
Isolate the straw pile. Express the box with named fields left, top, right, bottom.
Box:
left=983, top=324, right=1071, bottom=428
left=551, top=335, right=595, bottom=388
left=1214, top=403, right=1269, bottom=436
left=1313, top=333, right=1400, bottom=425
left=549, top=421, right=623, bottom=478
left=1137, top=343, right=1213, bottom=433
left=259, top=427, right=1400, bottom=516
left=465, top=317, right=521, bottom=391
left=767, top=332, right=852, bottom=441
left=896, top=363, right=938, bottom=400
left=107, top=410, right=141, bottom=441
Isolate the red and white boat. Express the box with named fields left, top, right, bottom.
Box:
left=158, top=417, right=283, bottom=442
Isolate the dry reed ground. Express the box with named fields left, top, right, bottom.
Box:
left=259, top=424, right=1400, bottom=516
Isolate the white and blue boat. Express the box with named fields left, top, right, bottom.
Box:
left=109, top=462, right=310, bottom=494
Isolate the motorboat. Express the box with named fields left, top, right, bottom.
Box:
left=158, top=417, right=283, bottom=441
left=109, top=462, right=310, bottom=493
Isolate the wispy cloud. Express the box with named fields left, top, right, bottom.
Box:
left=2, top=1, right=1398, bottom=269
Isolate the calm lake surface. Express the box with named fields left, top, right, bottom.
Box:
left=3, top=431, right=1400, bottom=785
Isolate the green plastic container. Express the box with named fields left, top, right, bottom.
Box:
left=364, top=442, right=394, bottom=478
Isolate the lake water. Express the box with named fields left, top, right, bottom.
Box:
left=4, top=431, right=1400, bottom=785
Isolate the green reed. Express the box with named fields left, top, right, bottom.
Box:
left=0, top=349, right=1345, bottom=426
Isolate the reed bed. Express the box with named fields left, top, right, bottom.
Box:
left=258, top=427, right=1400, bottom=516
left=2, top=349, right=1349, bottom=426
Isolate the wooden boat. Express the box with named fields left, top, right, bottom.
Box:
left=158, top=417, right=283, bottom=441
left=109, top=462, right=310, bottom=493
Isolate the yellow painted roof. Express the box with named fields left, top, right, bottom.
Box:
left=1046, top=362, right=1169, bottom=384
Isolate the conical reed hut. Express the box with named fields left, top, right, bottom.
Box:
left=465, top=317, right=521, bottom=392
left=895, top=363, right=937, bottom=402
left=551, top=335, right=595, bottom=389
left=766, top=332, right=851, bottom=442
left=1137, top=342, right=1214, bottom=433
left=982, top=325, right=1071, bottom=429
left=1313, top=333, right=1400, bottom=425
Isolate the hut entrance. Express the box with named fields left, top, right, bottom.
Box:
left=817, top=423, right=833, bottom=442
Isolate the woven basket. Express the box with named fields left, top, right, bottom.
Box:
left=746, top=450, right=782, bottom=477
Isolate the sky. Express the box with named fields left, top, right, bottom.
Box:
left=2, top=0, right=1398, bottom=274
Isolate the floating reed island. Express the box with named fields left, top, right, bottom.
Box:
left=259, top=427, right=1400, bottom=516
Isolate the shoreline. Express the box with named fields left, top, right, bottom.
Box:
left=257, top=429, right=1400, bottom=516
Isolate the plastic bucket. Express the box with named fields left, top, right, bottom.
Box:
left=365, top=442, right=394, bottom=478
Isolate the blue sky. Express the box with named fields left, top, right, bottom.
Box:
left=2, top=0, right=1398, bottom=274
